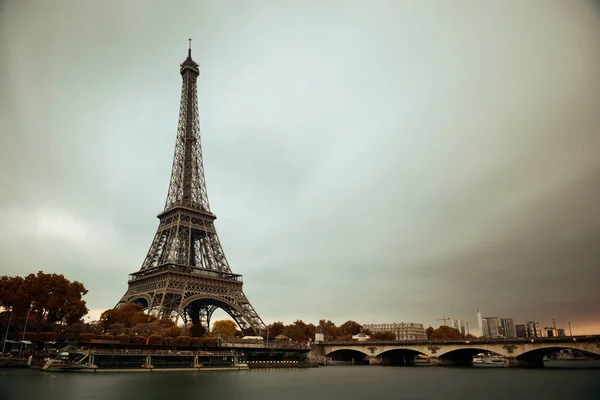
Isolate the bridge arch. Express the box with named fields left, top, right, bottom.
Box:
left=437, top=347, right=506, bottom=366
left=324, top=347, right=371, bottom=357
left=377, top=348, right=429, bottom=366
left=517, top=345, right=600, bottom=364
left=325, top=348, right=371, bottom=364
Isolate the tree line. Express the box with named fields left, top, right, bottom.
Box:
left=0, top=272, right=88, bottom=337
left=1, top=272, right=475, bottom=344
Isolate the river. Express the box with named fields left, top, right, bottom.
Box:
left=1, top=364, right=599, bottom=400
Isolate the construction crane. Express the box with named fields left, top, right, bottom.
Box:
left=436, top=315, right=451, bottom=327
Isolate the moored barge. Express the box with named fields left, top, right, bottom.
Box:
left=41, top=347, right=248, bottom=373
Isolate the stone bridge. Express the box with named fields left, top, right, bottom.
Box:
left=309, top=336, right=600, bottom=367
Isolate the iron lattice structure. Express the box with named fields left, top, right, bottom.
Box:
left=117, top=44, right=266, bottom=335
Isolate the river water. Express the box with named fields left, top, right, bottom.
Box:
left=1, top=364, right=599, bottom=400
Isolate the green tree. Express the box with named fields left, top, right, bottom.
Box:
left=372, top=331, right=396, bottom=340
left=318, top=319, right=338, bottom=340
left=267, top=321, right=285, bottom=339
left=283, top=320, right=317, bottom=342
left=425, top=326, right=434, bottom=339
left=210, top=320, right=239, bottom=338
left=338, top=320, right=362, bottom=337
left=305, top=323, right=317, bottom=341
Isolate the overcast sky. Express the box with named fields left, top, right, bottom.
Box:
left=1, top=1, right=599, bottom=335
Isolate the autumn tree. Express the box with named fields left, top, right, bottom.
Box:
left=107, top=323, right=126, bottom=336
left=430, top=326, right=464, bottom=340
left=190, top=324, right=207, bottom=338
left=99, top=303, right=157, bottom=330
left=163, top=326, right=185, bottom=338
left=127, top=322, right=164, bottom=336
left=210, top=320, right=239, bottom=338
left=0, top=276, right=27, bottom=315
left=0, top=272, right=88, bottom=328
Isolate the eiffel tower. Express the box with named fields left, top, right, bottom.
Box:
left=117, top=41, right=266, bottom=335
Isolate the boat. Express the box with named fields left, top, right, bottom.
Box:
left=41, top=348, right=249, bottom=373
left=473, top=354, right=507, bottom=367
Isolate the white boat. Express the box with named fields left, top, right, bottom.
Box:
left=41, top=350, right=96, bottom=372
left=41, top=358, right=70, bottom=372
left=473, top=354, right=507, bottom=367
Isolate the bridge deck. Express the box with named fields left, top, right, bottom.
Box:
left=320, top=335, right=600, bottom=346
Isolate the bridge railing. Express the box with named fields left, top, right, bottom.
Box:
left=87, top=348, right=242, bottom=357
left=220, top=340, right=310, bottom=350
left=318, top=335, right=600, bottom=346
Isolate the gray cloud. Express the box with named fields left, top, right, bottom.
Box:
left=1, top=1, right=599, bottom=334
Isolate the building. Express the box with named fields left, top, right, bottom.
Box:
left=488, top=317, right=500, bottom=338
left=362, top=322, right=427, bottom=341
left=481, top=318, right=489, bottom=338
left=480, top=317, right=500, bottom=338
left=477, top=309, right=483, bottom=337
left=499, top=318, right=516, bottom=338
left=544, top=327, right=558, bottom=337
left=525, top=321, right=542, bottom=338
left=515, top=324, right=527, bottom=338
left=450, top=319, right=465, bottom=335
left=557, top=328, right=566, bottom=337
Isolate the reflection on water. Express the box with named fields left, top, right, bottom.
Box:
left=1, top=365, right=599, bottom=400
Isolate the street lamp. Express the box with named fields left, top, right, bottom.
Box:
left=1, top=308, right=13, bottom=354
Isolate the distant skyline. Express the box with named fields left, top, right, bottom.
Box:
left=1, top=1, right=599, bottom=334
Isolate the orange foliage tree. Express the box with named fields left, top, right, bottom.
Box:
left=210, top=320, right=239, bottom=338
left=430, top=326, right=464, bottom=340
left=0, top=272, right=88, bottom=330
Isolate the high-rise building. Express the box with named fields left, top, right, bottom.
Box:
left=479, top=316, right=503, bottom=338
left=484, top=317, right=500, bottom=338
left=477, top=309, right=483, bottom=337
left=499, top=318, right=516, bottom=338
left=544, top=327, right=558, bottom=337
left=451, top=319, right=465, bottom=336
left=515, top=324, right=526, bottom=338
left=525, top=321, right=542, bottom=338
left=481, top=318, right=490, bottom=338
